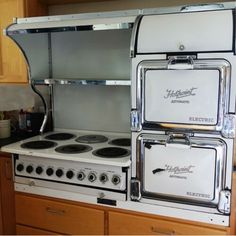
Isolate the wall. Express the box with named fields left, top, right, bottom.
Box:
left=0, top=84, right=49, bottom=112
left=53, top=85, right=130, bottom=132
left=49, top=0, right=233, bottom=14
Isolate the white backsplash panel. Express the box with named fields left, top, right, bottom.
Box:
left=53, top=84, right=130, bottom=132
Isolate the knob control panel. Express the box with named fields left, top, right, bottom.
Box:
left=14, top=155, right=126, bottom=191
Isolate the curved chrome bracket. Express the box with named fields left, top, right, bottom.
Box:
left=30, top=81, right=49, bottom=134
left=130, top=15, right=143, bottom=58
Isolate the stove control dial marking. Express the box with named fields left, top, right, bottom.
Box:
left=66, top=170, right=74, bottom=179
left=99, top=173, right=108, bottom=183
left=88, top=172, right=97, bottom=182
left=112, top=175, right=120, bottom=185
left=77, top=171, right=85, bottom=181
left=56, top=169, right=64, bottom=178
left=46, top=167, right=54, bottom=176
left=35, top=166, right=43, bottom=175
left=16, top=163, right=24, bottom=172
left=26, top=165, right=34, bottom=174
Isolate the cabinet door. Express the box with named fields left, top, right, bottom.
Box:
left=0, top=0, right=47, bottom=83
left=16, top=224, right=56, bottom=235
left=0, top=156, right=15, bottom=234
left=15, top=194, right=105, bottom=235
left=0, top=0, right=28, bottom=83
left=108, top=211, right=227, bottom=235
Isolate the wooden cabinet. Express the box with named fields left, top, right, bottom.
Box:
left=0, top=0, right=47, bottom=83
left=15, top=192, right=233, bottom=235
left=16, top=224, right=56, bottom=235
left=108, top=211, right=228, bottom=235
left=15, top=194, right=105, bottom=235
left=0, top=154, right=15, bottom=234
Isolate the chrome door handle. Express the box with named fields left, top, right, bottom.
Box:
left=167, top=56, right=194, bottom=70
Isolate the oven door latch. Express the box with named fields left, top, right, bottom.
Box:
left=131, top=110, right=140, bottom=132
left=218, top=190, right=231, bottom=214
left=131, top=179, right=141, bottom=201
left=222, top=114, right=236, bottom=138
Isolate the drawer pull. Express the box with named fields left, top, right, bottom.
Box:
left=151, top=226, right=175, bottom=235
left=46, top=207, right=65, bottom=216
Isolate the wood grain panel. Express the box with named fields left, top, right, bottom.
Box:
left=16, top=224, right=56, bottom=235
left=108, top=211, right=227, bottom=235
left=0, top=156, right=15, bottom=234
left=15, top=194, right=105, bottom=235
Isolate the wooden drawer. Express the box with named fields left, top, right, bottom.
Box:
left=15, top=194, right=104, bottom=235
left=16, top=224, right=55, bottom=235
left=108, top=211, right=227, bottom=235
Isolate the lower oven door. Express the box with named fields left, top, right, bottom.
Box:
left=134, top=134, right=228, bottom=211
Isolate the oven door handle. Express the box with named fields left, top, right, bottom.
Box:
left=167, top=56, right=194, bottom=70
left=166, top=134, right=191, bottom=149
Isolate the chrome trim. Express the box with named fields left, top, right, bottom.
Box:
left=136, top=58, right=231, bottom=134
left=142, top=2, right=236, bottom=15
left=130, top=179, right=141, bottom=201
left=30, top=82, right=49, bottom=134
left=7, top=23, right=133, bottom=35
left=31, top=79, right=131, bottom=86
left=130, top=110, right=141, bottom=131
left=130, top=15, right=143, bottom=58
left=15, top=10, right=140, bottom=24
left=136, top=134, right=227, bottom=208
left=180, top=3, right=225, bottom=12
left=218, top=190, right=231, bottom=214
left=222, top=114, right=236, bottom=138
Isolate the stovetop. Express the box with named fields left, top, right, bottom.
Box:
left=2, top=130, right=131, bottom=167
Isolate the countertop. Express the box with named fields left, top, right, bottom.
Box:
left=0, top=131, right=37, bottom=149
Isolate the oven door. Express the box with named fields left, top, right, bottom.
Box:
left=136, top=57, right=231, bottom=135
left=134, top=134, right=229, bottom=212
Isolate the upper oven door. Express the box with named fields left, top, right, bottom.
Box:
left=136, top=57, right=231, bottom=134
left=136, top=134, right=227, bottom=207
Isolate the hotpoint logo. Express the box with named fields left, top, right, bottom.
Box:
left=163, top=87, right=198, bottom=104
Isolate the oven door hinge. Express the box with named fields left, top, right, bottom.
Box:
left=131, top=110, right=140, bottom=132
left=218, top=190, right=231, bottom=214
left=222, top=114, right=236, bottom=138
left=131, top=179, right=141, bottom=201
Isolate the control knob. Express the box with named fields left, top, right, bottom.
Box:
left=56, top=169, right=64, bottom=178
left=112, top=175, right=120, bottom=185
left=46, top=167, right=54, bottom=176
left=16, top=163, right=24, bottom=172
left=66, top=170, right=74, bottom=179
left=88, top=172, right=97, bottom=182
left=26, top=165, right=34, bottom=174
left=36, top=166, right=43, bottom=175
left=77, top=171, right=85, bottom=181
left=99, top=173, right=108, bottom=183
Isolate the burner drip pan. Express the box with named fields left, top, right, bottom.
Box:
left=76, top=135, right=108, bottom=144
left=55, top=144, right=92, bottom=154
left=21, top=140, right=57, bottom=149
left=45, top=132, right=75, bottom=140
left=109, top=138, right=131, bottom=147
left=93, top=147, right=130, bottom=158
